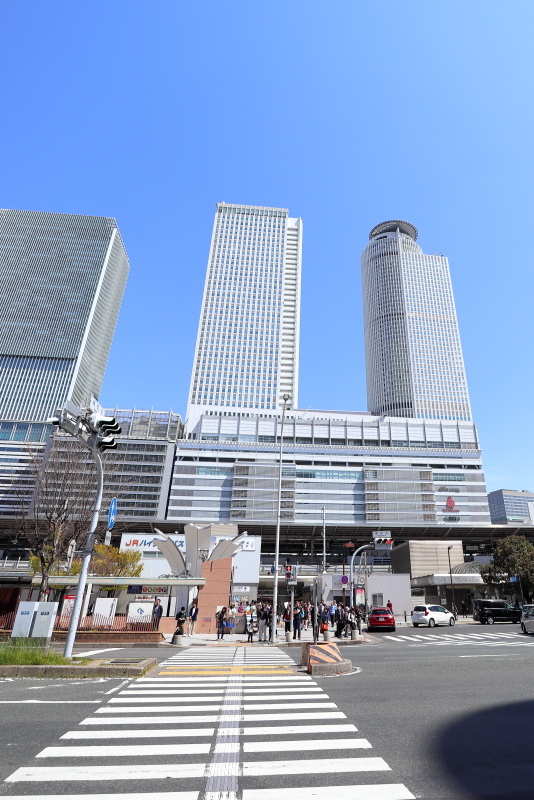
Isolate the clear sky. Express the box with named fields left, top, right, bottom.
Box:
left=1, top=2, right=533, bottom=493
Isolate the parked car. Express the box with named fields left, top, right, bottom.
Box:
left=521, top=605, right=534, bottom=633
left=412, top=604, right=455, bottom=627
left=367, top=607, right=396, bottom=632
left=473, top=599, right=521, bottom=625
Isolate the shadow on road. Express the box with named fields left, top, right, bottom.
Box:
left=438, top=698, right=534, bottom=798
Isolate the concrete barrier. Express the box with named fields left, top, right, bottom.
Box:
left=306, top=642, right=353, bottom=676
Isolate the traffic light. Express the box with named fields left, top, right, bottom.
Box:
left=373, top=537, right=393, bottom=546
left=88, top=413, right=121, bottom=437
left=285, top=564, right=293, bottom=580
left=88, top=413, right=121, bottom=452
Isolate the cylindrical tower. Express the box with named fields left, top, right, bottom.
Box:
left=361, top=220, right=471, bottom=421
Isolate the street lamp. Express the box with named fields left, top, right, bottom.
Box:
left=271, top=393, right=290, bottom=644
left=48, top=401, right=121, bottom=658
left=447, top=545, right=457, bottom=619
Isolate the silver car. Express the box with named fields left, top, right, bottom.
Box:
left=521, top=606, right=534, bottom=634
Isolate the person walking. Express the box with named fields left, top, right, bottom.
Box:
left=216, top=607, right=227, bottom=641
left=355, top=605, right=363, bottom=634
left=152, top=598, right=163, bottom=630
left=187, top=600, right=199, bottom=636
left=293, top=601, right=302, bottom=641
left=461, top=600, right=468, bottom=618
left=329, top=601, right=337, bottom=628
left=387, top=600, right=393, bottom=613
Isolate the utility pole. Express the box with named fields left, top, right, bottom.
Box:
left=322, top=506, right=326, bottom=573
left=271, top=394, right=290, bottom=645
left=48, top=401, right=121, bottom=658
left=447, top=545, right=457, bottom=620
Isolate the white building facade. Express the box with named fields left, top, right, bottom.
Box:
left=187, top=202, right=302, bottom=426
left=362, top=221, right=471, bottom=421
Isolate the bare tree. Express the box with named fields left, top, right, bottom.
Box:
left=13, top=435, right=129, bottom=600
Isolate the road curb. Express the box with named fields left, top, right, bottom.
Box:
left=0, top=658, right=157, bottom=678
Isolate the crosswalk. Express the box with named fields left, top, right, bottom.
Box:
left=2, top=645, right=415, bottom=800
left=382, top=629, right=532, bottom=646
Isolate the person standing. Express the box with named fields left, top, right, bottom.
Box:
left=153, top=598, right=163, bottom=630
left=461, top=600, right=468, bottom=618
left=329, top=601, right=337, bottom=628
left=187, top=601, right=199, bottom=637
left=258, top=604, right=269, bottom=642
left=175, top=606, right=186, bottom=636
left=387, top=600, right=393, bottom=613
left=216, top=607, right=227, bottom=641
left=293, top=601, right=302, bottom=641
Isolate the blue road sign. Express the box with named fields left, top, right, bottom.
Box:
left=107, top=497, right=118, bottom=529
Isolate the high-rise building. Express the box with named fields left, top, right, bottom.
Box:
left=488, top=489, right=534, bottom=525
left=187, top=202, right=302, bottom=425
left=362, top=221, right=471, bottom=421
left=0, top=209, right=129, bottom=420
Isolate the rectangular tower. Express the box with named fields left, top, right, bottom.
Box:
left=361, top=220, right=471, bottom=421
left=0, top=209, right=129, bottom=420
left=187, top=202, right=302, bottom=423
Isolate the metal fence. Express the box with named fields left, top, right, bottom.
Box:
left=0, top=611, right=157, bottom=633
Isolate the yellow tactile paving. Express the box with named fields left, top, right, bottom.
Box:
left=157, top=667, right=293, bottom=676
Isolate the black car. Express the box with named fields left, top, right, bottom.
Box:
left=473, top=599, right=521, bottom=625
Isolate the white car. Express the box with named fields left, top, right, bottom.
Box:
left=412, top=604, right=455, bottom=628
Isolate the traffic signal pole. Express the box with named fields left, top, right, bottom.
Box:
left=271, top=394, right=289, bottom=645
left=63, top=448, right=103, bottom=658
left=349, top=544, right=374, bottom=609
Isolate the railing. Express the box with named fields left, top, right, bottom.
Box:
left=0, top=558, right=31, bottom=575
left=0, top=611, right=157, bottom=633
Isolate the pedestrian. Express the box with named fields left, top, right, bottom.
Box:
left=227, top=603, right=236, bottom=636
left=387, top=600, right=393, bottom=613
left=293, top=601, right=302, bottom=640
left=329, top=601, right=337, bottom=627
left=355, top=606, right=363, bottom=634
left=335, top=605, right=346, bottom=638
left=187, top=600, right=199, bottom=636
left=258, top=604, right=269, bottom=642
left=175, top=606, right=186, bottom=636
left=461, top=600, right=468, bottom=618
left=152, top=598, right=163, bottom=630
left=283, top=604, right=291, bottom=634
left=216, top=607, right=227, bottom=641
left=246, top=603, right=258, bottom=643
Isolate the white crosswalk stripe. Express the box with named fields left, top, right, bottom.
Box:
left=3, top=645, right=415, bottom=800
left=382, top=630, right=527, bottom=645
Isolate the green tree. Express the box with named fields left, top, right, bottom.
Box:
left=90, top=544, right=143, bottom=595
left=479, top=535, right=534, bottom=600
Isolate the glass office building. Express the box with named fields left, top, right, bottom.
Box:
left=0, top=209, right=129, bottom=420
left=187, top=202, right=302, bottom=424
left=488, top=489, right=534, bottom=525
left=362, top=221, right=471, bottom=421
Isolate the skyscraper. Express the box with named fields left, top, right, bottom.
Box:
left=187, top=202, right=302, bottom=423
left=0, top=209, right=129, bottom=420
left=362, top=220, right=471, bottom=421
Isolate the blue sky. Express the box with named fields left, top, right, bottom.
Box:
left=1, top=2, right=533, bottom=492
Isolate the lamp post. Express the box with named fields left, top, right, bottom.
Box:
left=271, top=393, right=290, bottom=644
left=322, top=505, right=326, bottom=573
left=447, top=545, right=457, bottom=619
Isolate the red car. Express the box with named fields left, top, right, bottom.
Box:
left=367, top=607, right=396, bottom=632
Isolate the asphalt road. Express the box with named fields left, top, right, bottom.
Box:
left=0, top=626, right=532, bottom=798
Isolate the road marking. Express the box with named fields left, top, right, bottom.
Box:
left=240, top=723, right=358, bottom=736
left=120, top=687, right=323, bottom=695
left=135, top=676, right=312, bottom=682
left=80, top=711, right=346, bottom=725
left=97, top=702, right=336, bottom=713
left=112, top=693, right=326, bottom=703
left=73, top=648, right=125, bottom=657
left=6, top=763, right=206, bottom=782
left=243, top=738, right=372, bottom=752
left=0, top=700, right=101, bottom=704
left=241, top=757, right=389, bottom=776
left=242, top=785, right=415, bottom=799
left=0, top=794, right=199, bottom=800
left=104, top=679, right=131, bottom=695
left=37, top=743, right=212, bottom=758
left=62, top=728, right=216, bottom=739
left=458, top=653, right=522, bottom=658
